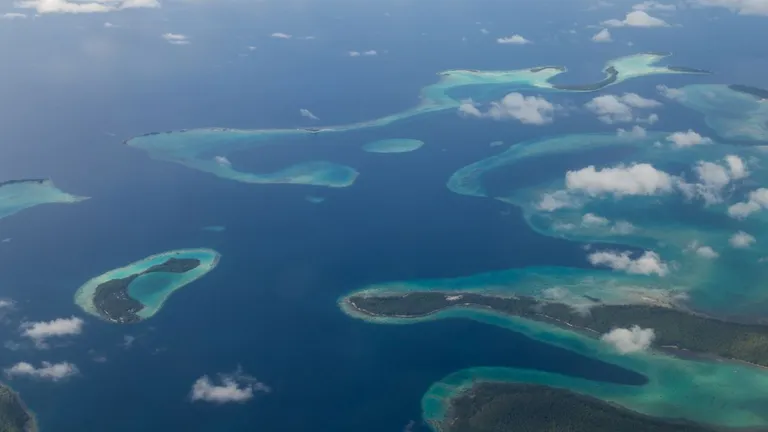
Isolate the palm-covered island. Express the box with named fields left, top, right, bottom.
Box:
left=343, top=292, right=768, bottom=366
left=74, top=249, right=220, bottom=323
left=0, top=384, right=37, bottom=432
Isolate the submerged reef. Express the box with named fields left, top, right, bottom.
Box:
left=125, top=54, right=701, bottom=187
left=0, top=179, right=87, bottom=221
left=362, top=138, right=424, bottom=153
left=74, top=249, right=220, bottom=323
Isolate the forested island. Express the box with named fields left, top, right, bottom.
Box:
left=0, top=384, right=37, bottom=432
left=92, top=258, right=200, bottom=323
left=440, top=382, right=715, bottom=432
left=346, top=292, right=768, bottom=366
left=730, top=84, right=768, bottom=100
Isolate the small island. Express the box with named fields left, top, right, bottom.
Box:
left=362, top=138, right=424, bottom=154
left=552, top=66, right=619, bottom=91
left=0, top=384, right=37, bottom=432
left=729, top=84, right=768, bottom=100
left=343, top=291, right=768, bottom=366
left=439, top=382, right=715, bottom=432
left=74, top=248, right=220, bottom=323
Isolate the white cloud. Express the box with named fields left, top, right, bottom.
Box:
left=480, top=28, right=489, bottom=34
left=728, top=188, right=768, bottom=218
left=566, top=163, right=675, bottom=197
left=617, top=125, right=647, bottom=138
left=486, top=93, right=556, bottom=124
left=104, top=21, right=116, bottom=27
left=603, top=10, right=670, bottom=27
left=666, top=130, right=713, bottom=147
left=725, top=154, right=748, bottom=179
left=592, top=28, right=613, bottom=42
left=636, top=113, right=659, bottom=124
left=496, top=35, right=531, bottom=44
left=21, top=316, right=83, bottom=345
left=585, top=93, right=661, bottom=123
left=611, top=220, right=636, bottom=234
left=0, top=299, right=13, bottom=309
left=730, top=231, right=756, bottom=248
left=162, top=33, right=189, bottom=45
left=300, top=109, right=319, bottom=120
left=5, top=361, right=79, bottom=381
left=214, top=156, right=231, bottom=167
left=582, top=213, right=610, bottom=227
left=588, top=250, right=669, bottom=276
left=633, top=1, right=677, bottom=11
left=537, top=190, right=576, bottom=211
left=350, top=50, right=377, bottom=56
left=656, top=85, right=686, bottom=100
left=687, top=241, right=719, bottom=258
left=692, top=0, right=768, bottom=16
left=458, top=100, right=483, bottom=117
left=15, top=0, right=158, bottom=14
left=601, top=326, right=655, bottom=353
left=271, top=32, right=292, bottom=39
left=190, top=370, right=270, bottom=404
left=2, top=12, right=27, bottom=18
left=461, top=93, right=557, bottom=125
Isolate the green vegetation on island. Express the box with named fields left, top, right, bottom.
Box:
left=729, top=84, right=768, bottom=100
left=346, top=292, right=768, bottom=366
left=0, top=384, right=37, bottom=432
left=441, top=382, right=715, bottom=432
left=92, top=258, right=200, bottom=323
left=551, top=66, right=618, bottom=91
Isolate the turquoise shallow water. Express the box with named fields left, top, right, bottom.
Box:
left=338, top=82, right=768, bottom=429
left=0, top=180, right=86, bottom=221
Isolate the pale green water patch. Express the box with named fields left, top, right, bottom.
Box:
left=675, top=84, right=768, bottom=142
left=0, top=179, right=87, bottom=221
left=363, top=139, right=424, bottom=153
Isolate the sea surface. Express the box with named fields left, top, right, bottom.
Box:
left=1, top=0, right=767, bottom=430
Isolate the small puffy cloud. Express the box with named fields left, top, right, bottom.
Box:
left=582, top=213, right=610, bottom=227
left=725, top=155, right=748, bottom=179
left=21, top=316, right=84, bottom=345
left=214, top=156, right=231, bottom=167
left=5, top=361, right=79, bottom=381
left=730, top=231, right=756, bottom=248
left=633, top=1, right=677, bottom=11
left=585, top=93, right=661, bottom=123
left=15, top=0, right=158, bottom=14
left=592, top=28, right=613, bottom=42
left=621, top=93, right=663, bottom=108
left=162, top=33, right=189, bottom=45
left=462, top=93, right=557, bottom=125
left=601, top=326, right=655, bottom=353
left=496, top=35, right=531, bottom=44
left=2, top=12, right=27, bottom=18
left=537, top=190, right=576, bottom=211
left=666, top=130, right=713, bottom=147
left=566, top=163, right=675, bottom=197
left=588, top=250, right=669, bottom=276
left=603, top=10, right=670, bottom=27
left=617, top=125, right=647, bottom=138
left=349, top=50, right=377, bottom=57
left=457, top=100, right=483, bottom=117
left=728, top=188, right=768, bottom=219
left=480, top=28, right=489, bottom=34
left=104, top=22, right=117, bottom=28
left=692, top=0, right=768, bottom=16
left=300, top=109, right=319, bottom=120
left=611, top=220, right=636, bottom=234
left=271, top=32, right=292, bottom=39
left=687, top=241, right=719, bottom=258
left=190, top=369, right=270, bottom=404
left=656, top=85, right=686, bottom=101
left=0, top=299, right=13, bottom=309
left=486, top=93, right=556, bottom=124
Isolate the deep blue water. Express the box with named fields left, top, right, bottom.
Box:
left=1, top=0, right=767, bottom=430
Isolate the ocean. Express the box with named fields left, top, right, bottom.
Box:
left=1, top=0, right=767, bottom=430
